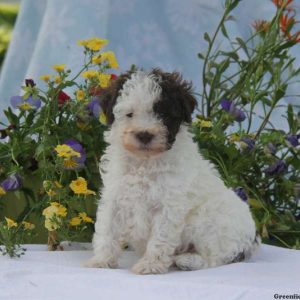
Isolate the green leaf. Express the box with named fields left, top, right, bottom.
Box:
left=261, top=98, right=273, bottom=107
left=3, top=107, right=19, bottom=126
left=235, top=37, right=249, bottom=57
left=221, top=24, right=229, bottom=39
left=226, top=0, right=241, bottom=10
left=218, top=59, right=230, bottom=74
left=249, top=198, right=264, bottom=209
left=275, top=40, right=297, bottom=55
left=274, top=84, right=287, bottom=101
left=63, top=81, right=77, bottom=87
left=221, top=51, right=239, bottom=61
left=25, top=112, right=35, bottom=127
left=287, top=104, right=295, bottom=132
left=198, top=53, right=205, bottom=60
left=204, top=32, right=211, bottom=45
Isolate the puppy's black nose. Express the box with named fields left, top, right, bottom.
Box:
left=135, top=131, right=154, bottom=144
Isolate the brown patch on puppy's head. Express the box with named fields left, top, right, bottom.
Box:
left=151, top=69, right=197, bottom=147
left=100, top=71, right=133, bottom=125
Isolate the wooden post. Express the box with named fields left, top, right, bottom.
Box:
left=47, top=231, right=63, bottom=251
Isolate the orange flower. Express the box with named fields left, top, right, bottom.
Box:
left=272, top=0, right=294, bottom=11
left=280, top=13, right=296, bottom=36
left=280, top=13, right=300, bottom=42
left=292, top=31, right=300, bottom=42
left=252, top=19, right=271, bottom=33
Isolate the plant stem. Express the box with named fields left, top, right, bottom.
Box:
left=202, top=6, right=231, bottom=117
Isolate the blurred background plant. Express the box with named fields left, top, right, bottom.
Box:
left=0, top=2, right=18, bottom=68
left=194, top=0, right=300, bottom=249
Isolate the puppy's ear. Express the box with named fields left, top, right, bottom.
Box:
left=172, top=72, right=197, bottom=123
left=152, top=69, right=197, bottom=123
left=100, top=72, right=132, bottom=125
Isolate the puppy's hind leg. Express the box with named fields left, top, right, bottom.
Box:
left=174, top=253, right=208, bottom=271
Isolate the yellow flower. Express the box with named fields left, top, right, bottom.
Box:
left=78, top=37, right=108, bottom=51
left=46, top=189, right=57, bottom=197
left=69, top=177, right=96, bottom=195
left=42, top=202, right=67, bottom=219
left=19, top=103, right=34, bottom=111
left=5, top=217, right=17, bottom=228
left=78, top=212, right=94, bottom=223
left=199, top=120, right=213, bottom=128
left=92, top=51, right=119, bottom=68
left=54, top=144, right=81, bottom=158
left=76, top=89, right=85, bottom=101
left=52, top=64, right=66, bottom=72
left=40, top=75, right=52, bottom=82
left=55, top=204, right=67, bottom=217
left=70, top=217, right=82, bottom=226
left=54, top=76, right=62, bottom=84
left=44, top=218, right=60, bottom=231
left=43, top=204, right=57, bottom=218
left=81, top=70, right=98, bottom=80
left=99, top=111, right=107, bottom=125
left=92, top=55, right=102, bottom=65
left=229, top=134, right=240, bottom=143
left=0, top=187, right=7, bottom=196
left=43, top=202, right=67, bottom=231
left=63, top=159, right=79, bottom=169
left=22, top=221, right=35, bottom=230
left=98, top=73, right=111, bottom=88
left=76, top=121, right=90, bottom=131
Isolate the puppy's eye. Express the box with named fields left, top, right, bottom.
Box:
left=126, top=112, right=133, bottom=118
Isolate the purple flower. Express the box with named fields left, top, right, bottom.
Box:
left=63, top=139, right=86, bottom=170
left=240, top=137, right=256, bottom=151
left=10, top=95, right=41, bottom=111
left=25, top=79, right=36, bottom=87
left=264, top=160, right=287, bottom=176
left=0, top=129, right=7, bottom=139
left=0, top=125, right=16, bottom=140
left=286, top=134, right=300, bottom=147
left=0, top=174, right=22, bottom=191
left=234, top=187, right=248, bottom=202
left=87, top=97, right=101, bottom=118
left=220, top=99, right=246, bottom=122
left=220, top=99, right=232, bottom=111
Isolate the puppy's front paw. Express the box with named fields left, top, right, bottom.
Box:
left=83, top=256, right=118, bottom=269
left=132, top=257, right=169, bottom=275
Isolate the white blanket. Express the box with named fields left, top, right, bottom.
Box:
left=0, top=244, right=299, bottom=300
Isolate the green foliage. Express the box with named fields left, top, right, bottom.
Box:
left=0, top=3, right=19, bottom=67
left=194, top=0, right=300, bottom=249
left=0, top=38, right=117, bottom=256
left=0, top=218, right=35, bottom=258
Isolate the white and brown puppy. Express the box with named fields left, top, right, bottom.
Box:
left=84, top=69, right=259, bottom=274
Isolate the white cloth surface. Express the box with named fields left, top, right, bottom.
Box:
left=0, top=244, right=299, bottom=300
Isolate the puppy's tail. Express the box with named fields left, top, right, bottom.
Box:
left=231, top=233, right=261, bottom=263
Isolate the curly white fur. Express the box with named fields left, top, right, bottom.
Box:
left=84, top=71, right=259, bottom=274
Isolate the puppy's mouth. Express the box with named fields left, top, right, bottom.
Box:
left=123, top=143, right=167, bottom=156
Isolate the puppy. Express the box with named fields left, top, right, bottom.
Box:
left=84, top=69, right=259, bottom=274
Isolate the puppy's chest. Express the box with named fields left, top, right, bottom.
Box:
left=114, top=168, right=164, bottom=228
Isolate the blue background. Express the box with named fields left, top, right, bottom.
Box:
left=0, top=0, right=299, bottom=129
